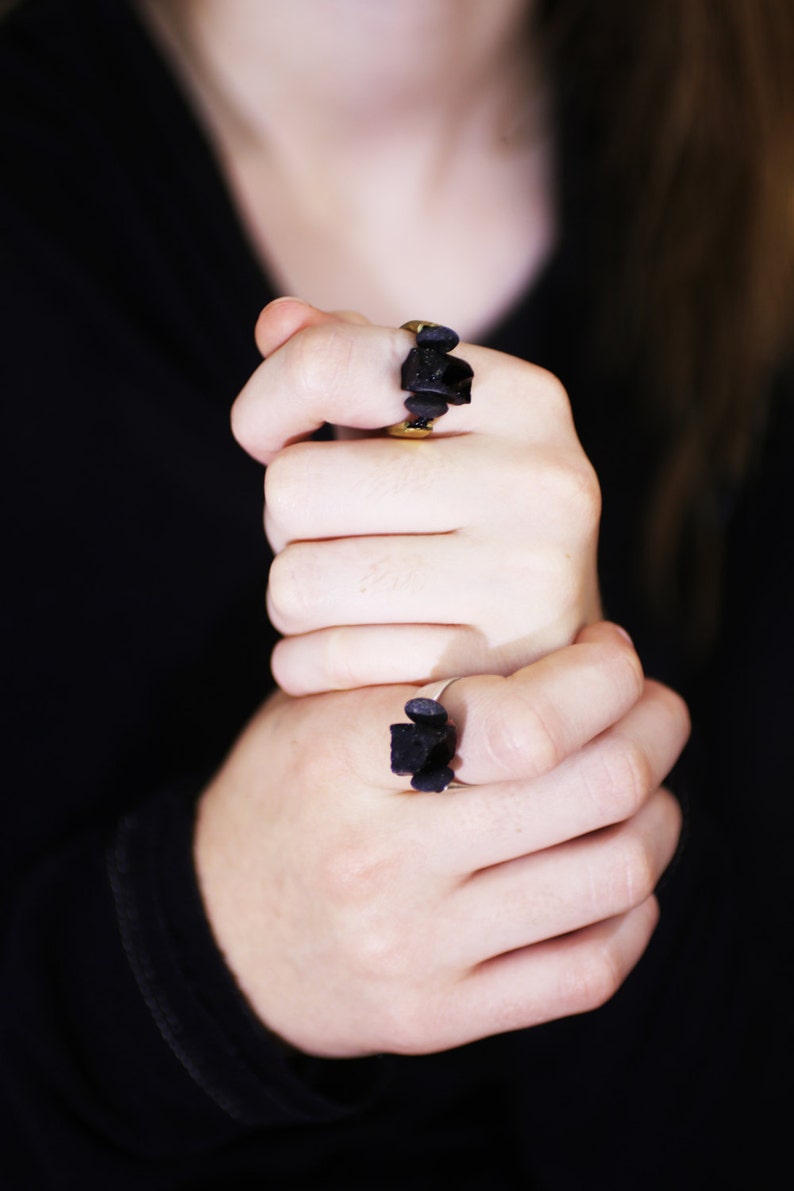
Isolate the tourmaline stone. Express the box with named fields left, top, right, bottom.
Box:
left=410, top=765, right=454, bottom=793
left=404, top=697, right=449, bottom=727
left=401, top=347, right=473, bottom=405
left=404, top=393, right=449, bottom=421
left=415, top=324, right=459, bottom=353
left=390, top=699, right=457, bottom=792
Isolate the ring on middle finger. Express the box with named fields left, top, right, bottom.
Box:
left=389, top=678, right=462, bottom=792
left=387, top=321, right=474, bottom=439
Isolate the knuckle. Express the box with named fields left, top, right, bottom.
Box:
left=320, top=627, right=363, bottom=689
left=519, top=702, right=564, bottom=775
left=561, top=941, right=624, bottom=1015
left=566, top=457, right=602, bottom=532
left=373, top=445, right=448, bottom=504
left=358, top=546, right=427, bottom=598
left=617, top=831, right=658, bottom=907
left=639, top=683, right=692, bottom=767
left=660, top=682, right=693, bottom=745
left=481, top=693, right=562, bottom=779
left=534, top=367, right=572, bottom=416
left=594, top=638, right=645, bottom=708
left=264, top=446, right=313, bottom=540
left=229, top=383, right=259, bottom=452
left=661, top=786, right=684, bottom=842
left=318, top=839, right=392, bottom=906
left=618, top=739, right=653, bottom=812
left=350, top=924, right=410, bottom=985
left=540, top=452, right=602, bottom=534
left=268, top=639, right=302, bottom=696
left=282, top=627, right=360, bottom=692
left=288, top=323, right=355, bottom=405
left=267, top=545, right=317, bottom=633
left=588, top=737, right=652, bottom=822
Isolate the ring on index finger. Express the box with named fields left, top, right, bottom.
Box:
left=387, top=321, right=474, bottom=439
left=389, top=677, right=462, bottom=792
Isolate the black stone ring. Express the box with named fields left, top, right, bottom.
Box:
left=390, top=680, right=460, bottom=792
left=387, top=320, right=474, bottom=438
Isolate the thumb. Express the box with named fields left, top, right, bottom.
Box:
left=254, top=297, right=369, bottom=358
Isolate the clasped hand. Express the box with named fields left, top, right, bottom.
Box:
left=232, top=297, right=603, bottom=693
left=193, top=300, right=687, bottom=1058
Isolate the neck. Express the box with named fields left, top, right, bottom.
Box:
left=136, top=0, right=555, bottom=338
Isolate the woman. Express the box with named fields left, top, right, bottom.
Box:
left=1, top=0, right=791, bottom=1186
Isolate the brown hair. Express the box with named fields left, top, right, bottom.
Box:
left=537, top=0, right=794, bottom=648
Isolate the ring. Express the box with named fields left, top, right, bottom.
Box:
left=389, top=678, right=461, bottom=792
left=387, top=321, right=473, bottom=438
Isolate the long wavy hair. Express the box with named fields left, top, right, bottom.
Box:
left=537, top=0, right=794, bottom=648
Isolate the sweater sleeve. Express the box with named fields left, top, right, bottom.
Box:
left=0, top=11, right=383, bottom=1181
left=1, top=785, right=384, bottom=1188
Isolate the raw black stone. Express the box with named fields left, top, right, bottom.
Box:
left=401, top=347, right=472, bottom=405
left=390, top=707, right=457, bottom=790
left=416, top=324, right=459, bottom=353
left=404, top=394, right=449, bottom=421
left=401, top=346, right=449, bottom=393
left=411, top=765, right=454, bottom=793
left=390, top=723, right=437, bottom=774
left=441, top=356, right=474, bottom=405
left=404, top=697, right=448, bottom=727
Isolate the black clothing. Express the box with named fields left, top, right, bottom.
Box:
left=1, top=2, right=791, bottom=1187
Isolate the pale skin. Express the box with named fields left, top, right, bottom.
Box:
left=235, top=297, right=603, bottom=693
left=197, top=625, right=686, bottom=1058
left=138, top=0, right=687, bottom=1058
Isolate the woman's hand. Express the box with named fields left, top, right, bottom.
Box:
left=194, top=622, right=687, bottom=1058
left=231, top=298, right=602, bottom=695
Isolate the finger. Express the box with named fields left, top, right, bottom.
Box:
left=264, top=436, right=466, bottom=550
left=386, top=899, right=660, bottom=1054
left=263, top=434, right=592, bottom=552
left=464, top=898, right=660, bottom=1040
left=399, top=621, right=645, bottom=788
left=272, top=624, right=479, bottom=694
left=445, top=787, right=681, bottom=967
left=341, top=622, right=644, bottom=792
left=417, top=677, right=690, bottom=874
left=254, top=297, right=369, bottom=358
left=271, top=622, right=583, bottom=695
left=232, top=320, right=573, bottom=465
left=266, top=531, right=580, bottom=639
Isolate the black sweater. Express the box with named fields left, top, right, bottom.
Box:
left=2, top=2, right=792, bottom=1187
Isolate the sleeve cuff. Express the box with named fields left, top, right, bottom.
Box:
left=108, top=783, right=386, bottom=1128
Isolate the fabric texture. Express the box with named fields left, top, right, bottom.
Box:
left=1, top=1, right=791, bottom=1186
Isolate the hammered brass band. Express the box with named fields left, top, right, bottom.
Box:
left=400, top=320, right=441, bottom=334
left=386, top=420, right=435, bottom=439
